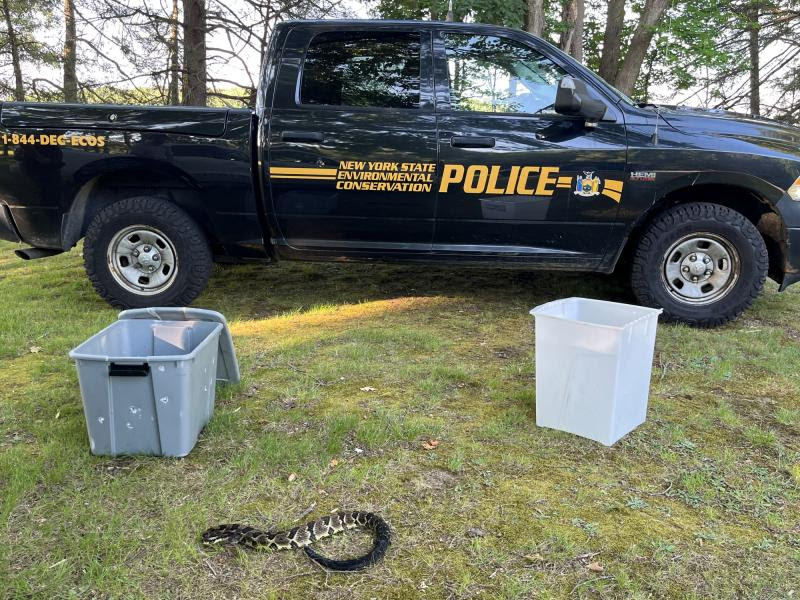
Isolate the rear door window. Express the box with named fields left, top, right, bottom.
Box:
left=300, top=31, right=422, bottom=109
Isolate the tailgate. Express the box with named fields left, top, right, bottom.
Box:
left=0, top=103, right=228, bottom=137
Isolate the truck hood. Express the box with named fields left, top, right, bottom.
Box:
left=653, top=105, right=800, bottom=154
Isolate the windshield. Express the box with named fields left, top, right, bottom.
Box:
left=601, top=80, right=635, bottom=105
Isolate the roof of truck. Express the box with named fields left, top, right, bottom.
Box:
left=280, top=19, right=524, bottom=31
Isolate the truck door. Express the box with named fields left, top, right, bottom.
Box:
left=433, top=30, right=627, bottom=265
left=267, top=27, right=437, bottom=255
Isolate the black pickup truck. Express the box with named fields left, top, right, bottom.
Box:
left=1, top=20, right=799, bottom=327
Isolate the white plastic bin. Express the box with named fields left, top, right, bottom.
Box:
left=530, top=298, right=662, bottom=446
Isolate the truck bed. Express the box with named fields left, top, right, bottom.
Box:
left=0, top=103, right=265, bottom=259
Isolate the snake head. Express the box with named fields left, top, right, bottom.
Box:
left=201, top=524, right=246, bottom=546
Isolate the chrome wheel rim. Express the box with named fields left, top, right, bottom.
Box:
left=661, top=233, right=740, bottom=305
left=106, top=225, right=178, bottom=295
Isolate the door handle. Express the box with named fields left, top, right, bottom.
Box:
left=281, top=131, right=324, bottom=143
left=451, top=136, right=495, bottom=148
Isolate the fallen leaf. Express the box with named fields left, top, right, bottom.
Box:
left=360, top=386, right=376, bottom=392
left=524, top=553, right=544, bottom=562
left=587, top=562, right=604, bottom=572
left=288, top=473, right=297, bottom=482
left=329, top=458, right=339, bottom=468
left=422, top=439, right=440, bottom=450
left=29, top=346, right=41, bottom=354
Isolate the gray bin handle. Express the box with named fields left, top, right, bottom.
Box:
left=109, top=362, right=150, bottom=377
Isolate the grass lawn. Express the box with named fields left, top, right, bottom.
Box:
left=1, top=239, right=799, bottom=599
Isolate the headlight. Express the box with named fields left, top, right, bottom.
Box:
left=788, top=176, right=800, bottom=201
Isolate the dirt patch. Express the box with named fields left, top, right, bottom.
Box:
left=740, top=316, right=800, bottom=341
left=1, top=430, right=35, bottom=446
left=524, top=550, right=601, bottom=576
left=785, top=328, right=800, bottom=342
left=493, top=346, right=527, bottom=360
left=723, top=392, right=778, bottom=425
left=91, top=457, right=143, bottom=478
left=411, top=468, right=458, bottom=493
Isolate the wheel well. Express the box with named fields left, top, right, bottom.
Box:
left=620, top=184, right=788, bottom=282
left=62, top=172, right=221, bottom=254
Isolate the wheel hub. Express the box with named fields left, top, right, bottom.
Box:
left=133, top=244, right=161, bottom=273
left=661, top=233, right=740, bottom=305
left=679, top=252, right=713, bottom=283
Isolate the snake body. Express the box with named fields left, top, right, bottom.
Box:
left=202, top=511, right=391, bottom=571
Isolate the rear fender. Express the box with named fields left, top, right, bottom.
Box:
left=62, top=159, right=201, bottom=250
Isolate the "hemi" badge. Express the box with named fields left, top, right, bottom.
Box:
left=630, top=171, right=657, bottom=182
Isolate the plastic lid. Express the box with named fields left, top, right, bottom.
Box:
left=117, top=307, right=241, bottom=383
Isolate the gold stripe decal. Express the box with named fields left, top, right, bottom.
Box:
left=270, top=175, right=337, bottom=180
left=600, top=179, right=624, bottom=203
left=269, top=167, right=337, bottom=178
left=556, top=176, right=572, bottom=188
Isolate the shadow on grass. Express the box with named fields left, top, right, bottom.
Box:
left=200, top=261, right=635, bottom=321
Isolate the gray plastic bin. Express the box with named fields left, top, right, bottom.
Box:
left=69, top=308, right=239, bottom=457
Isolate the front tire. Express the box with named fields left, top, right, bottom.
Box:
left=630, top=202, right=768, bottom=327
left=84, top=196, right=212, bottom=308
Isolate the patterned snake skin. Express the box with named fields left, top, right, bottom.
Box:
left=202, top=510, right=391, bottom=571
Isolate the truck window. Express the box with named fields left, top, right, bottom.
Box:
left=442, top=34, right=566, bottom=114
left=300, top=31, right=421, bottom=109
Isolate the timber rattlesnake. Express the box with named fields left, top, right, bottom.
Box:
left=202, top=511, right=391, bottom=571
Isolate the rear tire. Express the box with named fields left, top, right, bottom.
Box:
left=84, top=196, right=212, bottom=308
left=630, top=202, right=767, bottom=328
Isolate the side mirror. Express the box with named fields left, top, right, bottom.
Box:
left=555, top=77, right=609, bottom=124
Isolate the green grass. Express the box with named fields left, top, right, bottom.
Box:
left=1, top=240, right=799, bottom=599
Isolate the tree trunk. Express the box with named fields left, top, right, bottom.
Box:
left=559, top=0, right=584, bottom=61
left=1, top=0, right=24, bottom=100
left=573, top=0, right=584, bottom=62
left=523, top=0, right=545, bottom=37
left=613, top=0, right=670, bottom=97
left=63, top=0, right=78, bottom=102
left=598, top=0, right=625, bottom=83
left=182, top=0, right=207, bottom=106
left=168, top=0, right=180, bottom=105
left=748, top=4, right=760, bottom=116
left=640, top=48, right=657, bottom=101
